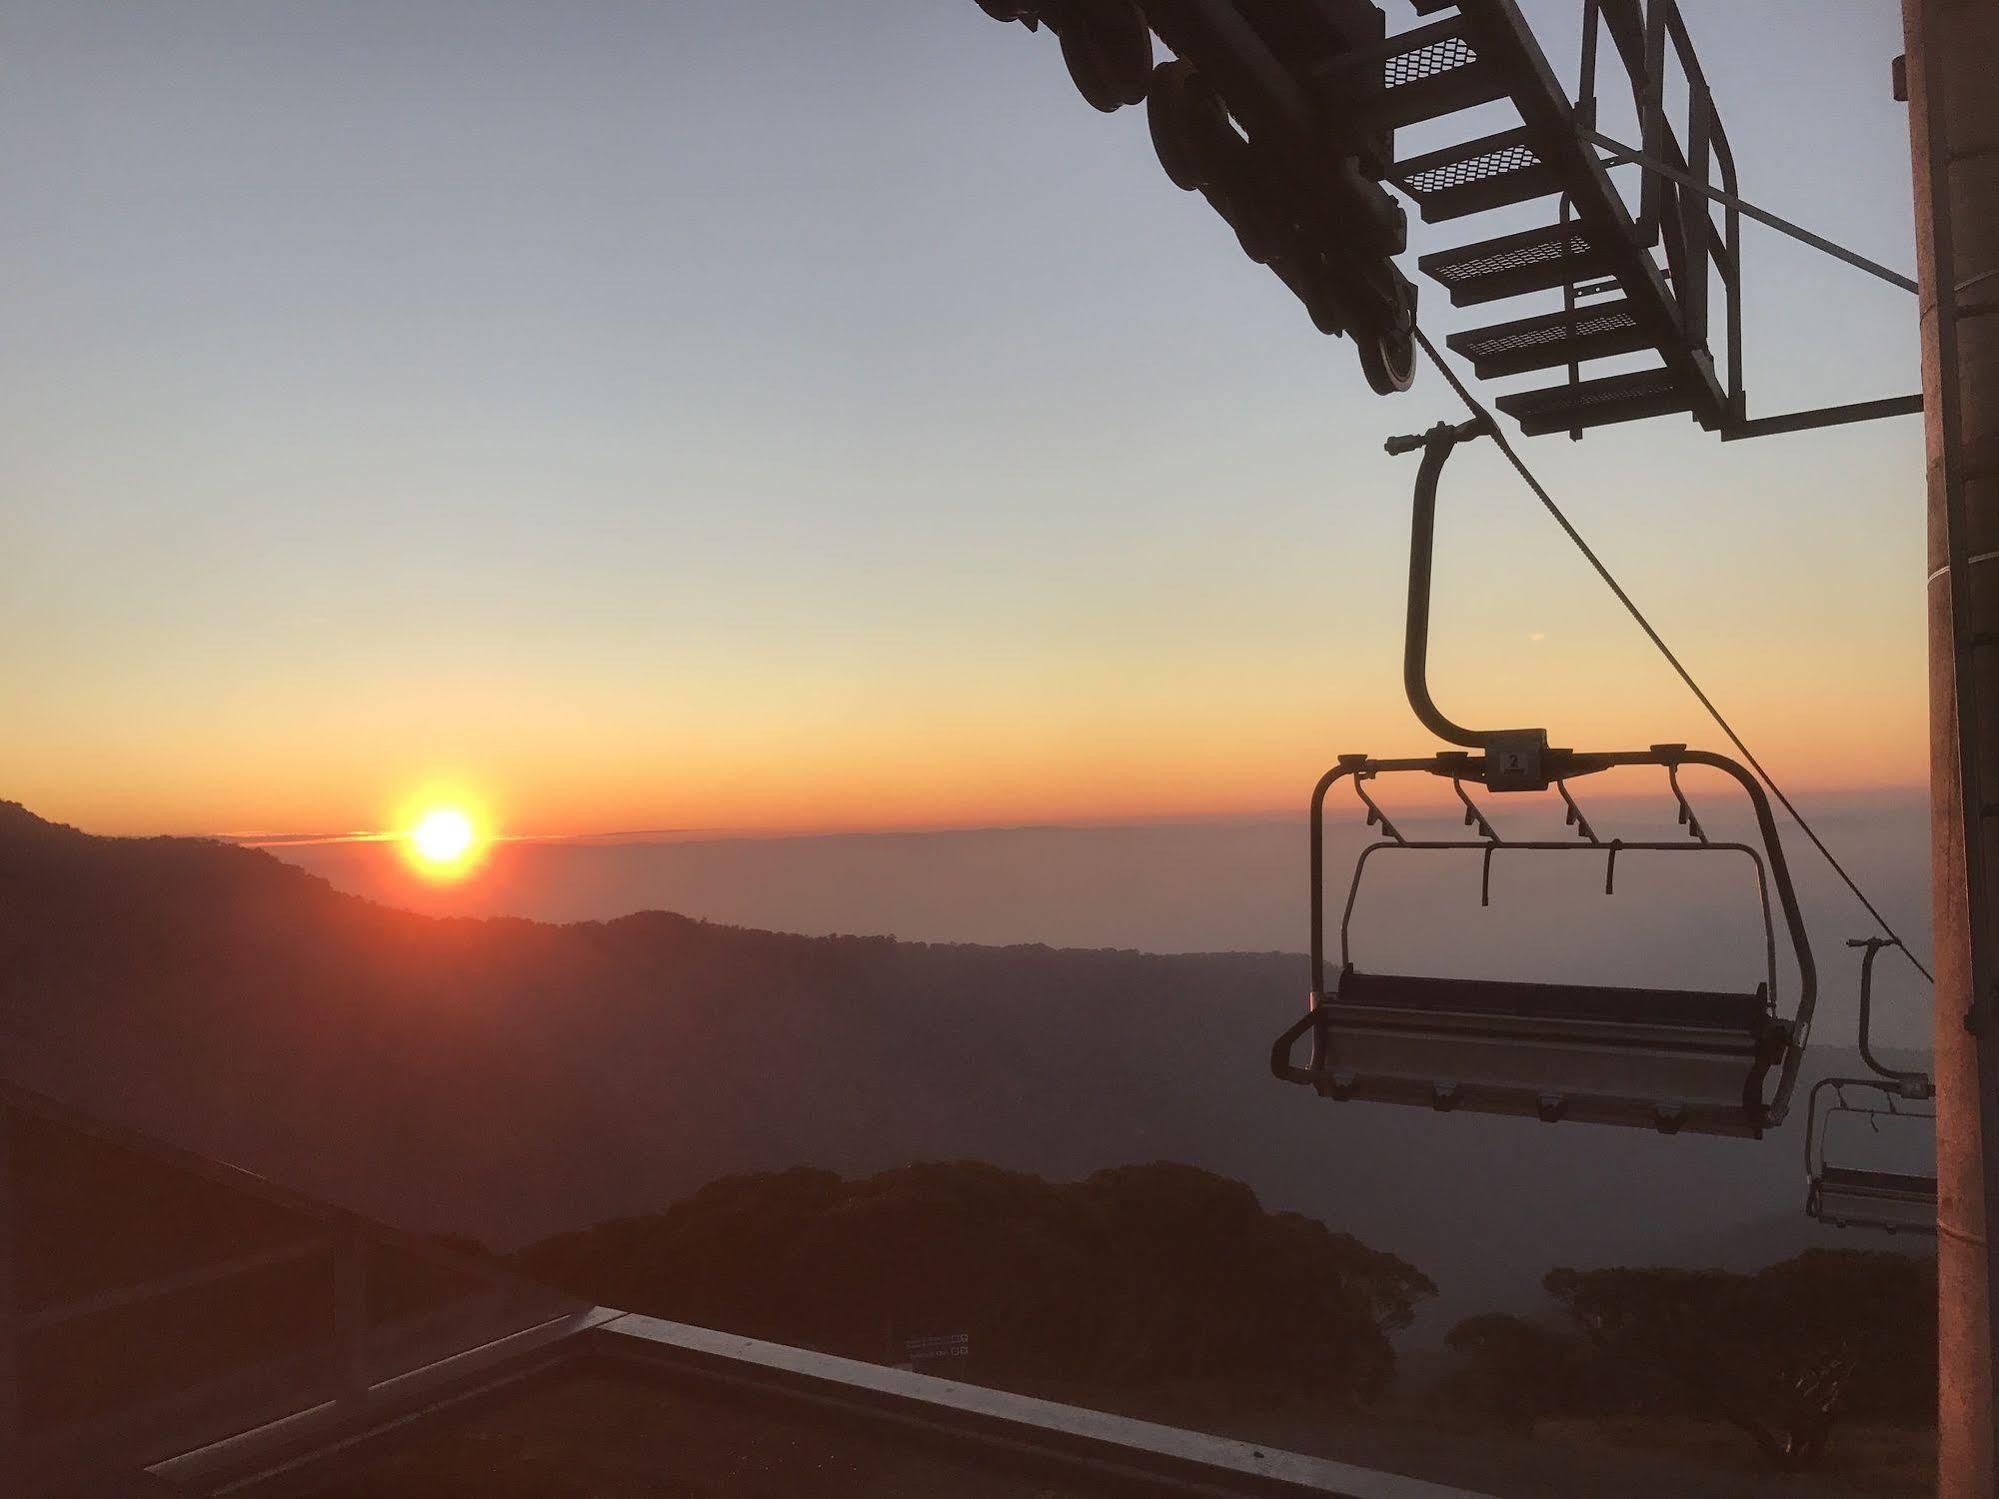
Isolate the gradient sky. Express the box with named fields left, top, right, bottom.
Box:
left=0, top=1, right=1924, bottom=838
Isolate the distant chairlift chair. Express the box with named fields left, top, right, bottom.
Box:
left=1804, top=938, right=1937, bottom=1234
left=1271, top=418, right=1817, bottom=1137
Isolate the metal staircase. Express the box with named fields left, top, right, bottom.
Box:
left=1349, top=0, right=1741, bottom=436
left=976, top=0, right=1915, bottom=441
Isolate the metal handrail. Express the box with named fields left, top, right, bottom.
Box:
left=1386, top=417, right=1530, bottom=750
left=1592, top=0, right=1742, bottom=417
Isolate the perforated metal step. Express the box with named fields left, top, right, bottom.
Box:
left=1446, top=298, right=1649, bottom=378
left=1316, top=15, right=1506, bottom=130
left=1392, top=126, right=1559, bottom=223
left=1417, top=220, right=1609, bottom=307
left=1495, top=366, right=1694, bottom=435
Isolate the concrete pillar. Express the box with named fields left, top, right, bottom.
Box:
left=1905, top=1, right=1999, bottom=1493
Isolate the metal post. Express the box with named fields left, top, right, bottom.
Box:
left=1636, top=0, right=1665, bottom=243
left=1905, top=1, right=1999, bottom=1493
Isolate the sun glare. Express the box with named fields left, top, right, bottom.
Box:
left=405, top=806, right=482, bottom=878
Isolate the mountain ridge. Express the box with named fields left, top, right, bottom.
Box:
left=0, top=800, right=1924, bottom=1339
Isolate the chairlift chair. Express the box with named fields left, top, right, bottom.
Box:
left=1803, top=939, right=1937, bottom=1234
left=1271, top=419, right=1817, bottom=1137
left=1805, top=1083, right=1937, bottom=1235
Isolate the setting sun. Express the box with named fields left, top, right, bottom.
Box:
left=405, top=806, right=483, bottom=878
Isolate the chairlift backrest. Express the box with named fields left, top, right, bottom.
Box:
left=1799, top=941, right=1936, bottom=1232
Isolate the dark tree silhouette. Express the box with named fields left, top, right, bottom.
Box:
left=1542, top=1250, right=1935, bottom=1470
left=516, top=1160, right=1433, bottom=1406
left=1440, top=1312, right=1579, bottom=1433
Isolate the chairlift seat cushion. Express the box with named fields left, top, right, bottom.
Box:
left=1289, top=967, right=1792, bottom=1138
left=1811, top=1166, right=1938, bottom=1234
left=1334, top=970, right=1769, bottom=1033
left=1818, top=1165, right=1938, bottom=1199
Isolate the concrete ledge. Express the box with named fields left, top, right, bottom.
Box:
left=592, top=1312, right=1497, bottom=1499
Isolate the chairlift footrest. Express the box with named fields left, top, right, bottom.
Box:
left=1808, top=1168, right=1939, bottom=1234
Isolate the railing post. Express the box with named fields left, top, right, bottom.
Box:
left=1576, top=0, right=1601, bottom=133
left=1637, top=0, right=1666, bottom=241
left=1566, top=0, right=1599, bottom=442
left=1725, top=191, right=1744, bottom=426
left=1681, top=94, right=1712, bottom=348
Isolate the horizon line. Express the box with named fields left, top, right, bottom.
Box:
left=208, top=780, right=1930, bottom=850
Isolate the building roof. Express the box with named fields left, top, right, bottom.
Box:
left=1, top=1077, right=1492, bottom=1499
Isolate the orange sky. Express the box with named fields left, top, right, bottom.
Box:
left=0, top=3, right=1927, bottom=842
left=5, top=410, right=1930, bottom=841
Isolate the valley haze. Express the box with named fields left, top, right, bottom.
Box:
left=0, top=794, right=1931, bottom=1345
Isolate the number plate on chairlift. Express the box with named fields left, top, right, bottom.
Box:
left=1483, top=730, right=1550, bottom=792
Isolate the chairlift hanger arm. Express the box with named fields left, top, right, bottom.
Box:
left=1396, top=420, right=1490, bottom=749
left=1847, top=937, right=1935, bottom=1096
left=1805, top=1074, right=1938, bottom=1185
left=1390, top=419, right=1553, bottom=769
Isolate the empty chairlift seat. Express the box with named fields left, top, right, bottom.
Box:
left=1805, top=1073, right=1937, bottom=1235
left=1809, top=1167, right=1937, bottom=1235
left=1317, top=969, right=1791, bottom=1136
left=1273, top=746, right=1818, bottom=1139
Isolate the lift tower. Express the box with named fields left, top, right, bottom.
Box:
left=1905, top=0, right=1999, bottom=1494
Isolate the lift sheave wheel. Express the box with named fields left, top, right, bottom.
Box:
left=971, top=0, right=1420, bottom=401
left=1805, top=1078, right=1937, bottom=1234
left=1056, top=0, right=1151, bottom=112
left=1359, top=324, right=1417, bottom=396
left=1146, top=59, right=1213, bottom=192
